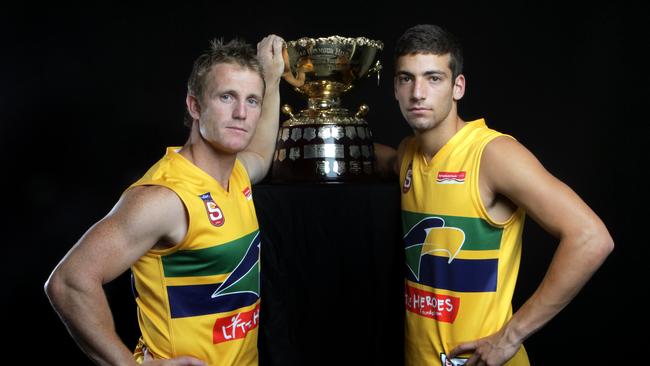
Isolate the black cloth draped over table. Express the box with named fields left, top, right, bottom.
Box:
left=253, top=182, right=405, bottom=366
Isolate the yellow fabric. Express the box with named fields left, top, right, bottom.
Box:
left=129, top=147, right=260, bottom=365
left=400, top=120, right=529, bottom=366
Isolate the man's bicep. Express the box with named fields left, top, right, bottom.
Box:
left=67, top=216, right=146, bottom=284
left=63, top=187, right=184, bottom=284
left=373, top=143, right=398, bottom=177
left=485, top=137, right=595, bottom=236
left=238, top=152, right=266, bottom=184
left=375, top=138, right=410, bottom=177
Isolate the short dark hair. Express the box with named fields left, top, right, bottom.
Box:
left=185, top=38, right=265, bottom=127
left=394, top=24, right=464, bottom=80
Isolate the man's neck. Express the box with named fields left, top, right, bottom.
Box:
left=416, top=116, right=466, bottom=162
left=179, top=129, right=237, bottom=192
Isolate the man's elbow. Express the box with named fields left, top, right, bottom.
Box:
left=597, top=230, right=615, bottom=259
left=581, top=225, right=614, bottom=265
left=44, top=269, right=66, bottom=307
left=44, top=266, right=84, bottom=308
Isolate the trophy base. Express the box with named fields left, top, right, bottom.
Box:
left=270, top=159, right=376, bottom=184
left=270, top=122, right=377, bottom=184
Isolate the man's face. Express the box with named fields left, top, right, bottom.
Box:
left=394, top=53, right=463, bottom=133
left=195, top=63, right=265, bottom=154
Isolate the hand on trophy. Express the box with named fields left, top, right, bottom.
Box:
left=282, top=46, right=313, bottom=88
left=257, top=34, right=286, bottom=85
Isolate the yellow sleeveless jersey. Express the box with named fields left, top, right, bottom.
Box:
left=400, top=120, right=530, bottom=366
left=128, top=147, right=260, bottom=366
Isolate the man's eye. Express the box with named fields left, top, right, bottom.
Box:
left=248, top=98, right=262, bottom=106
left=220, top=94, right=233, bottom=102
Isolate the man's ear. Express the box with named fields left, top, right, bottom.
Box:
left=186, top=94, right=201, bottom=120
left=452, top=74, right=465, bottom=101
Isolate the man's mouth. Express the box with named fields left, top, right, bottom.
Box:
left=227, top=126, right=248, bottom=133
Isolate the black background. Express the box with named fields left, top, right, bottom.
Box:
left=2, top=2, right=646, bottom=364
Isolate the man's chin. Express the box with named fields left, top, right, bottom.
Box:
left=407, top=120, right=433, bottom=131
left=227, top=140, right=254, bottom=154
left=207, top=139, right=248, bottom=155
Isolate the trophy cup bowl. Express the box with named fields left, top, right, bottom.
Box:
left=270, top=36, right=383, bottom=183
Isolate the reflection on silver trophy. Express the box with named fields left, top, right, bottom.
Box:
left=270, top=36, right=383, bottom=183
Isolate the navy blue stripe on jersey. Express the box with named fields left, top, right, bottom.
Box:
left=410, top=255, right=498, bottom=293
left=167, top=283, right=259, bottom=318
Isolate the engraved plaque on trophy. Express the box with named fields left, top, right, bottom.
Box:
left=270, top=36, right=383, bottom=183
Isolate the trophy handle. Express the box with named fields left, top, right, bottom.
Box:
left=367, top=60, right=382, bottom=86
left=282, top=46, right=314, bottom=88
left=355, top=104, right=369, bottom=118
left=281, top=104, right=297, bottom=121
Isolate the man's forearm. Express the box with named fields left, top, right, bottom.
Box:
left=46, top=276, right=137, bottom=366
left=505, top=230, right=613, bottom=343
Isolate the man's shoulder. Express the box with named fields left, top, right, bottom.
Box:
left=483, top=135, right=525, bottom=156
left=480, top=135, right=542, bottom=187
left=397, top=136, right=415, bottom=157
left=121, top=185, right=186, bottom=219
left=395, top=136, right=416, bottom=173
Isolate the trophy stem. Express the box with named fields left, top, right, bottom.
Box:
left=308, top=97, right=341, bottom=110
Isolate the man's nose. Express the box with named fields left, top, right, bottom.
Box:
left=411, top=79, right=426, bottom=101
left=232, top=100, right=247, bottom=119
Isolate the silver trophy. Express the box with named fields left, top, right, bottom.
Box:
left=270, top=36, right=383, bottom=183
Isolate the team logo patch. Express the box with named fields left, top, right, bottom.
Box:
left=436, top=171, right=466, bottom=184
left=403, top=162, right=413, bottom=193
left=165, top=231, right=261, bottom=319
left=404, top=217, right=499, bottom=293
left=199, top=192, right=225, bottom=227
left=242, top=186, right=252, bottom=200
left=405, top=284, right=460, bottom=323
left=213, top=303, right=260, bottom=344
left=211, top=232, right=261, bottom=300
left=212, top=232, right=261, bottom=343
left=404, top=217, right=466, bottom=281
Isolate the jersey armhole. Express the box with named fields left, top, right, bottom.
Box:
left=471, top=134, right=523, bottom=228
left=125, top=182, right=193, bottom=256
